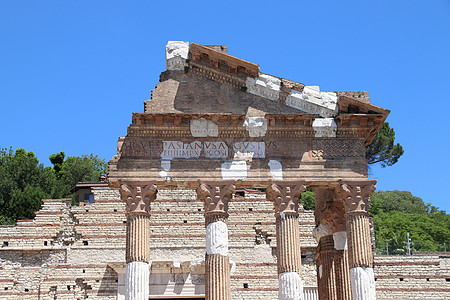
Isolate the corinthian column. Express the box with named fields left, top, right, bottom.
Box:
left=266, top=181, right=306, bottom=300
left=313, top=188, right=336, bottom=300
left=338, top=180, right=377, bottom=300
left=197, top=181, right=235, bottom=300
left=120, top=183, right=157, bottom=300
left=319, top=192, right=352, bottom=300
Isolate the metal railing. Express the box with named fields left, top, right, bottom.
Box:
left=304, top=286, right=319, bottom=300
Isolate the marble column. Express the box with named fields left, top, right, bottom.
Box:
left=120, top=183, right=157, bottom=300
left=197, top=181, right=235, bottom=300
left=338, top=180, right=377, bottom=300
left=266, top=181, right=306, bottom=300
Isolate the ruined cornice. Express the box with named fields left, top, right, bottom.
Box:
left=190, top=42, right=259, bottom=78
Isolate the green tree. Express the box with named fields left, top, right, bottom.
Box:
left=301, top=190, right=315, bottom=210
left=371, top=191, right=450, bottom=254
left=373, top=211, right=450, bottom=253
left=369, top=190, right=428, bottom=215
left=0, top=148, right=57, bottom=224
left=58, top=154, right=107, bottom=195
left=366, top=122, right=404, bottom=167
left=49, top=151, right=65, bottom=177
left=0, top=147, right=108, bottom=224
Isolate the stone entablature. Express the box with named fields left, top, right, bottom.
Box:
left=111, top=42, right=388, bottom=189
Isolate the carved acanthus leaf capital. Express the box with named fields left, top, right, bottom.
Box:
left=321, top=200, right=346, bottom=232
left=337, top=180, right=376, bottom=215
left=197, top=181, right=235, bottom=216
left=120, top=183, right=157, bottom=215
left=266, top=181, right=306, bottom=217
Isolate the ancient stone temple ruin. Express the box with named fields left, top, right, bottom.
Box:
left=108, top=41, right=388, bottom=300
left=1, top=42, right=449, bottom=300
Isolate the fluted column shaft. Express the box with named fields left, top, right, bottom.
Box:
left=339, top=180, right=377, bottom=300
left=126, top=214, right=150, bottom=263
left=316, top=235, right=336, bottom=300
left=197, top=181, right=235, bottom=300
left=277, top=214, right=302, bottom=274
left=266, top=181, right=306, bottom=300
left=334, top=234, right=352, bottom=300
left=315, top=187, right=352, bottom=300
left=346, top=213, right=373, bottom=268
left=120, top=183, right=157, bottom=300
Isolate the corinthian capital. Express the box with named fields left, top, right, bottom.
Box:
left=266, top=181, right=306, bottom=217
left=321, top=200, right=346, bottom=232
left=197, top=181, right=235, bottom=216
left=337, top=180, right=376, bottom=215
left=120, top=183, right=157, bottom=215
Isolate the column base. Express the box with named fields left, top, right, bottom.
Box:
left=279, top=272, right=304, bottom=300
left=126, top=261, right=149, bottom=300
left=350, top=267, right=376, bottom=300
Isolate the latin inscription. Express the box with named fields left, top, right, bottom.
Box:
left=233, top=142, right=265, bottom=159
left=161, top=141, right=228, bottom=159
left=121, top=139, right=279, bottom=159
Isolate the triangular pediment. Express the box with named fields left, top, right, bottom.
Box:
left=108, top=41, right=392, bottom=187
left=145, top=41, right=388, bottom=121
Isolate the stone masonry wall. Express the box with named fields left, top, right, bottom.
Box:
left=374, top=254, right=450, bottom=300
left=0, top=187, right=449, bottom=299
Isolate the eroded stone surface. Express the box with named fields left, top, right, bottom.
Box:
left=190, top=118, right=219, bottom=137
left=206, top=221, right=228, bottom=256
left=333, top=231, right=348, bottom=250
left=286, top=87, right=338, bottom=118
left=221, top=160, right=247, bottom=180
left=126, top=261, right=150, bottom=300
left=268, top=160, right=283, bottom=179
left=350, top=267, right=376, bottom=300
left=312, top=223, right=333, bottom=243
left=166, top=41, right=189, bottom=71
left=246, top=73, right=281, bottom=101
left=279, top=272, right=304, bottom=300
left=244, top=117, right=268, bottom=137
left=312, top=118, right=337, bottom=138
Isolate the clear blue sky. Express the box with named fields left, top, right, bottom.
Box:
left=1, top=1, right=449, bottom=211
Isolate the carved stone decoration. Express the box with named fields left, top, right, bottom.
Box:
left=120, top=183, right=158, bottom=215
left=312, top=118, right=337, bottom=138
left=312, top=223, right=333, bottom=243
left=321, top=200, right=346, bottom=233
left=244, top=117, right=268, bottom=137
left=266, top=181, right=306, bottom=217
left=338, top=180, right=377, bottom=215
left=197, top=181, right=235, bottom=217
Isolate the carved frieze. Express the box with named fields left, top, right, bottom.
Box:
left=337, top=180, right=376, bottom=215
left=311, top=139, right=365, bottom=159
left=197, top=181, right=236, bottom=216
left=120, top=183, right=158, bottom=215
left=266, top=181, right=306, bottom=217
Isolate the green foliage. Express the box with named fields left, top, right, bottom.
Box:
left=49, top=151, right=65, bottom=176
left=58, top=154, right=108, bottom=195
left=301, top=190, right=315, bottom=210
left=366, top=122, right=404, bottom=167
left=369, top=190, right=428, bottom=215
left=0, top=147, right=107, bottom=224
left=371, top=190, right=450, bottom=254
left=0, top=148, right=54, bottom=224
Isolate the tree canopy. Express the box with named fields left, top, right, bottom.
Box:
left=366, top=122, right=404, bottom=167
left=0, top=147, right=107, bottom=225
left=370, top=190, right=450, bottom=254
